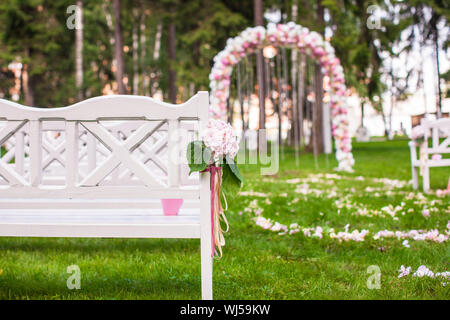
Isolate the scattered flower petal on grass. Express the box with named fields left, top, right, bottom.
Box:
left=246, top=175, right=449, bottom=247
left=253, top=214, right=449, bottom=244
left=239, top=191, right=270, bottom=197
left=373, top=228, right=449, bottom=243
left=398, top=265, right=450, bottom=286
left=329, top=229, right=369, bottom=242
left=421, top=208, right=430, bottom=218
left=398, top=265, right=411, bottom=278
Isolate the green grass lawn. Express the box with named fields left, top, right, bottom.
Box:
left=0, top=139, right=449, bottom=299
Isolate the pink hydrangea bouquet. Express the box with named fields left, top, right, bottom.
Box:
left=187, top=119, right=243, bottom=190
left=201, top=119, right=240, bottom=162
left=186, top=119, right=243, bottom=257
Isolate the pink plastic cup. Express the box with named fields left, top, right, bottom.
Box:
left=161, top=199, right=184, bottom=216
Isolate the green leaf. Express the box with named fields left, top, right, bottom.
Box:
left=186, top=141, right=211, bottom=174
left=220, top=157, right=243, bottom=199
left=225, top=156, right=243, bottom=185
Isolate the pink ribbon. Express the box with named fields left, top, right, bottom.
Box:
left=202, top=166, right=221, bottom=257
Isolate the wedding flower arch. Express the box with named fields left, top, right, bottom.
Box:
left=209, top=22, right=354, bottom=172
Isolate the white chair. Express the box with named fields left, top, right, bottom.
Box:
left=409, top=118, right=450, bottom=193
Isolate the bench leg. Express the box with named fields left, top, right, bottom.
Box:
left=422, top=166, right=430, bottom=194
left=201, top=237, right=213, bottom=300
left=411, top=165, right=419, bottom=190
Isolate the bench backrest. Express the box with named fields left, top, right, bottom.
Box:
left=0, top=92, right=209, bottom=200
left=422, top=118, right=450, bottom=154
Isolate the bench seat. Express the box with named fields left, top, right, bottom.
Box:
left=0, top=207, right=200, bottom=238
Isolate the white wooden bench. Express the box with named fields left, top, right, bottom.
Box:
left=0, top=92, right=214, bottom=299
left=409, top=118, right=450, bottom=193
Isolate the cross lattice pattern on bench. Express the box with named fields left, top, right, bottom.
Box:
left=409, top=118, right=450, bottom=193
left=0, top=92, right=214, bottom=299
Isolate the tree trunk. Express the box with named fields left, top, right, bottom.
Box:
left=153, top=23, right=162, bottom=61
left=236, top=63, right=246, bottom=135
left=381, top=111, right=389, bottom=137
left=151, top=22, right=163, bottom=95
left=189, top=82, right=195, bottom=98
left=291, top=0, right=299, bottom=150
left=132, top=8, right=139, bottom=95
left=276, top=54, right=283, bottom=147
left=113, top=0, right=126, bottom=94
left=75, top=0, right=83, bottom=101
left=245, top=56, right=253, bottom=132
left=227, top=99, right=233, bottom=124
left=254, top=0, right=265, bottom=130
left=282, top=48, right=290, bottom=146
left=168, top=6, right=177, bottom=103
left=140, top=8, right=147, bottom=95
left=297, top=55, right=305, bottom=147
left=22, top=63, right=34, bottom=107
left=388, top=60, right=394, bottom=138
left=102, top=1, right=115, bottom=46
left=256, top=54, right=265, bottom=129
left=21, top=44, right=35, bottom=107
left=361, top=101, right=364, bottom=127
left=306, top=60, right=313, bottom=151
left=433, top=26, right=442, bottom=118
left=314, top=63, right=324, bottom=153
left=419, top=43, right=428, bottom=114
left=313, top=0, right=325, bottom=154
left=389, top=95, right=395, bottom=139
